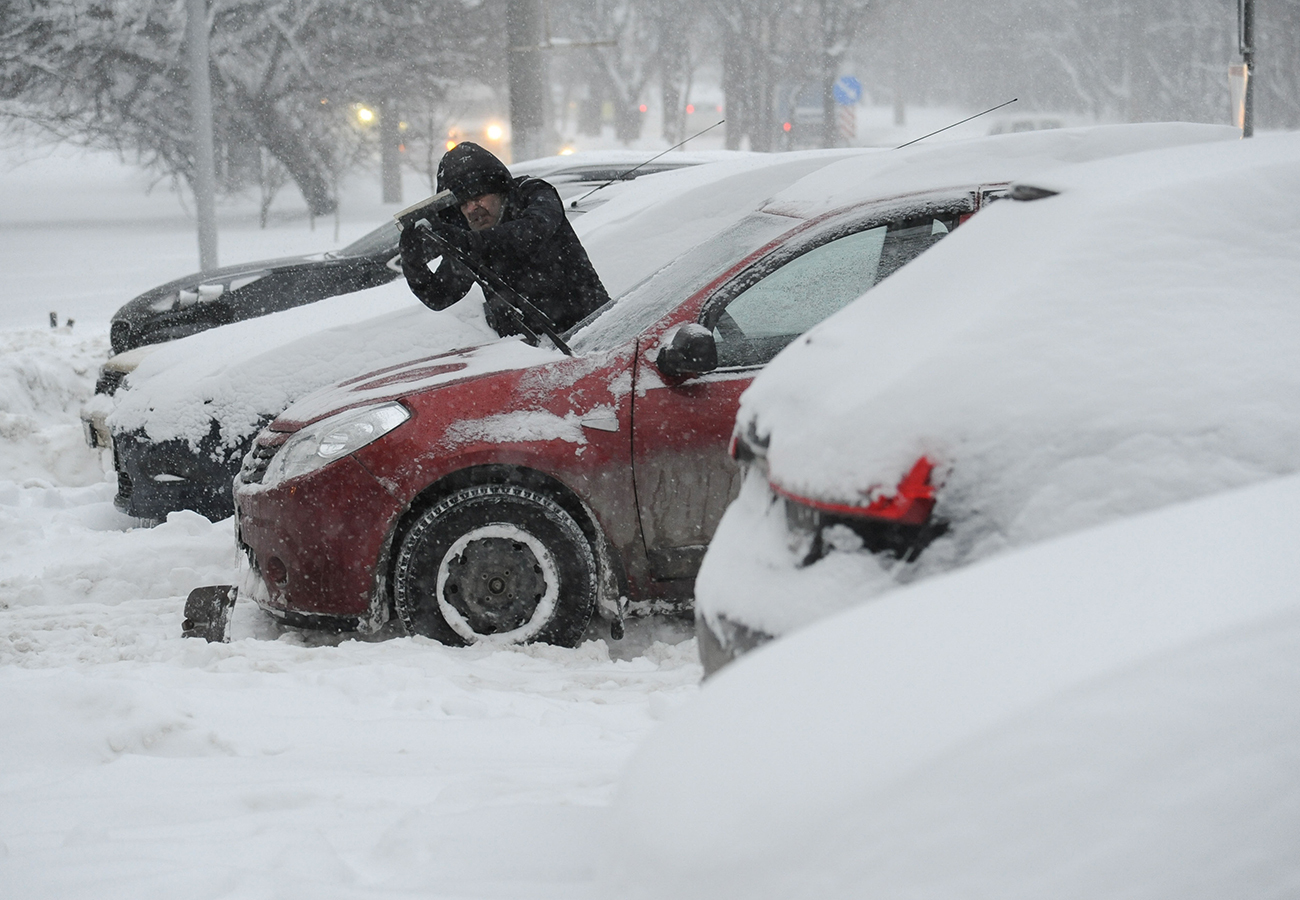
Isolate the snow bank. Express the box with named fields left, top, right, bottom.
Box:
left=607, top=473, right=1300, bottom=900
left=0, top=329, right=108, bottom=487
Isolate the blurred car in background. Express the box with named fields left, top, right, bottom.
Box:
left=696, top=128, right=1297, bottom=673
left=107, top=225, right=401, bottom=358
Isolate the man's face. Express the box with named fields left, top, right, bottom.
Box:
left=461, top=193, right=505, bottom=231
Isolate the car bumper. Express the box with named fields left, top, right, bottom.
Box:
left=694, top=470, right=941, bottom=674
left=112, top=427, right=246, bottom=521
left=234, top=453, right=404, bottom=629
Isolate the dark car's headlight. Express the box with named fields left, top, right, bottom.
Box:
left=261, top=402, right=409, bottom=487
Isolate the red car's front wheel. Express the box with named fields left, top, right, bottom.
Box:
left=393, top=484, right=598, bottom=647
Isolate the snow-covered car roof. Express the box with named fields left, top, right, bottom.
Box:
left=737, top=130, right=1300, bottom=573
left=605, top=472, right=1300, bottom=900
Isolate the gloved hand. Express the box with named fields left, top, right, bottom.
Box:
left=415, top=219, right=474, bottom=258
left=399, top=220, right=434, bottom=267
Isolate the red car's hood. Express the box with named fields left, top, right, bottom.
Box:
left=271, top=338, right=564, bottom=432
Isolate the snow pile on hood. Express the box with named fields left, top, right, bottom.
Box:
left=741, top=131, right=1300, bottom=568
left=109, top=280, right=495, bottom=446
left=607, top=473, right=1300, bottom=900
left=276, top=336, right=563, bottom=429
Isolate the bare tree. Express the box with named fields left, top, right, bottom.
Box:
left=1, top=0, right=491, bottom=215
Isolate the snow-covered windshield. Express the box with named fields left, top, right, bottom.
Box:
left=569, top=212, right=796, bottom=354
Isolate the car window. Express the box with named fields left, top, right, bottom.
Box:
left=712, top=215, right=954, bottom=369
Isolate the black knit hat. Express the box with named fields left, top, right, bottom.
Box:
left=437, top=142, right=513, bottom=201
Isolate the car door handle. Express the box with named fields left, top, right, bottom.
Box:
left=580, top=414, right=620, bottom=433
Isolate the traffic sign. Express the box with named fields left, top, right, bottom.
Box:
left=833, top=75, right=862, bottom=106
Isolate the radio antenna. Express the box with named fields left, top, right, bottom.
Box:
left=894, top=99, right=1018, bottom=150
left=570, top=119, right=726, bottom=207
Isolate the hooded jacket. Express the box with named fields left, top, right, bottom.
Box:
left=399, top=142, right=611, bottom=339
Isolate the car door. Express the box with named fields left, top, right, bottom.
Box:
left=630, top=210, right=963, bottom=582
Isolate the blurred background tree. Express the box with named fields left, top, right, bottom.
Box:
left=4, top=0, right=1297, bottom=213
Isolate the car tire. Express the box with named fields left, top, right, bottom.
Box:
left=393, top=484, right=598, bottom=647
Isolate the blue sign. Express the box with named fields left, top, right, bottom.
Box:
left=833, top=75, right=862, bottom=106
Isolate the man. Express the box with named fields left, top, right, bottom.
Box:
left=399, top=142, right=610, bottom=340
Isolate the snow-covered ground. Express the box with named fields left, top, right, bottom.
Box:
left=0, top=140, right=699, bottom=899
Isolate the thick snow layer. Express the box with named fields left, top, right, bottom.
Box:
left=760, top=122, right=1236, bottom=217
left=703, top=131, right=1300, bottom=634
left=607, top=473, right=1300, bottom=900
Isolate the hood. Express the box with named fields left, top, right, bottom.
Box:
left=272, top=338, right=564, bottom=432
left=113, top=254, right=319, bottom=320
left=438, top=141, right=514, bottom=199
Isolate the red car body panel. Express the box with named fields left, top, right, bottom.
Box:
left=234, top=183, right=996, bottom=630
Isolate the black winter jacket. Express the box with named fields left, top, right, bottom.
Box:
left=399, top=176, right=611, bottom=339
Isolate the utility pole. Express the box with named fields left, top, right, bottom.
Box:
left=185, top=0, right=218, bottom=271
left=507, top=0, right=547, bottom=163
left=1239, top=0, right=1256, bottom=137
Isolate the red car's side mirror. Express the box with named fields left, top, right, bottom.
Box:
left=656, top=324, right=718, bottom=378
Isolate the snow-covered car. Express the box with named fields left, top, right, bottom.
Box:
left=105, top=150, right=853, bottom=520
left=228, top=124, right=1239, bottom=646
left=604, top=473, right=1300, bottom=900
left=697, top=130, right=1300, bottom=673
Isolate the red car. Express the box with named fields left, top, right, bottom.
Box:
left=233, top=154, right=1009, bottom=646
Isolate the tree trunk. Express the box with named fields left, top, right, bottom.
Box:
left=248, top=98, right=337, bottom=217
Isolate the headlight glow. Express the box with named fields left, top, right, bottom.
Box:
left=262, top=402, right=409, bottom=487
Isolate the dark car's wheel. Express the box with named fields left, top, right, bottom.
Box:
left=393, top=484, right=597, bottom=647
